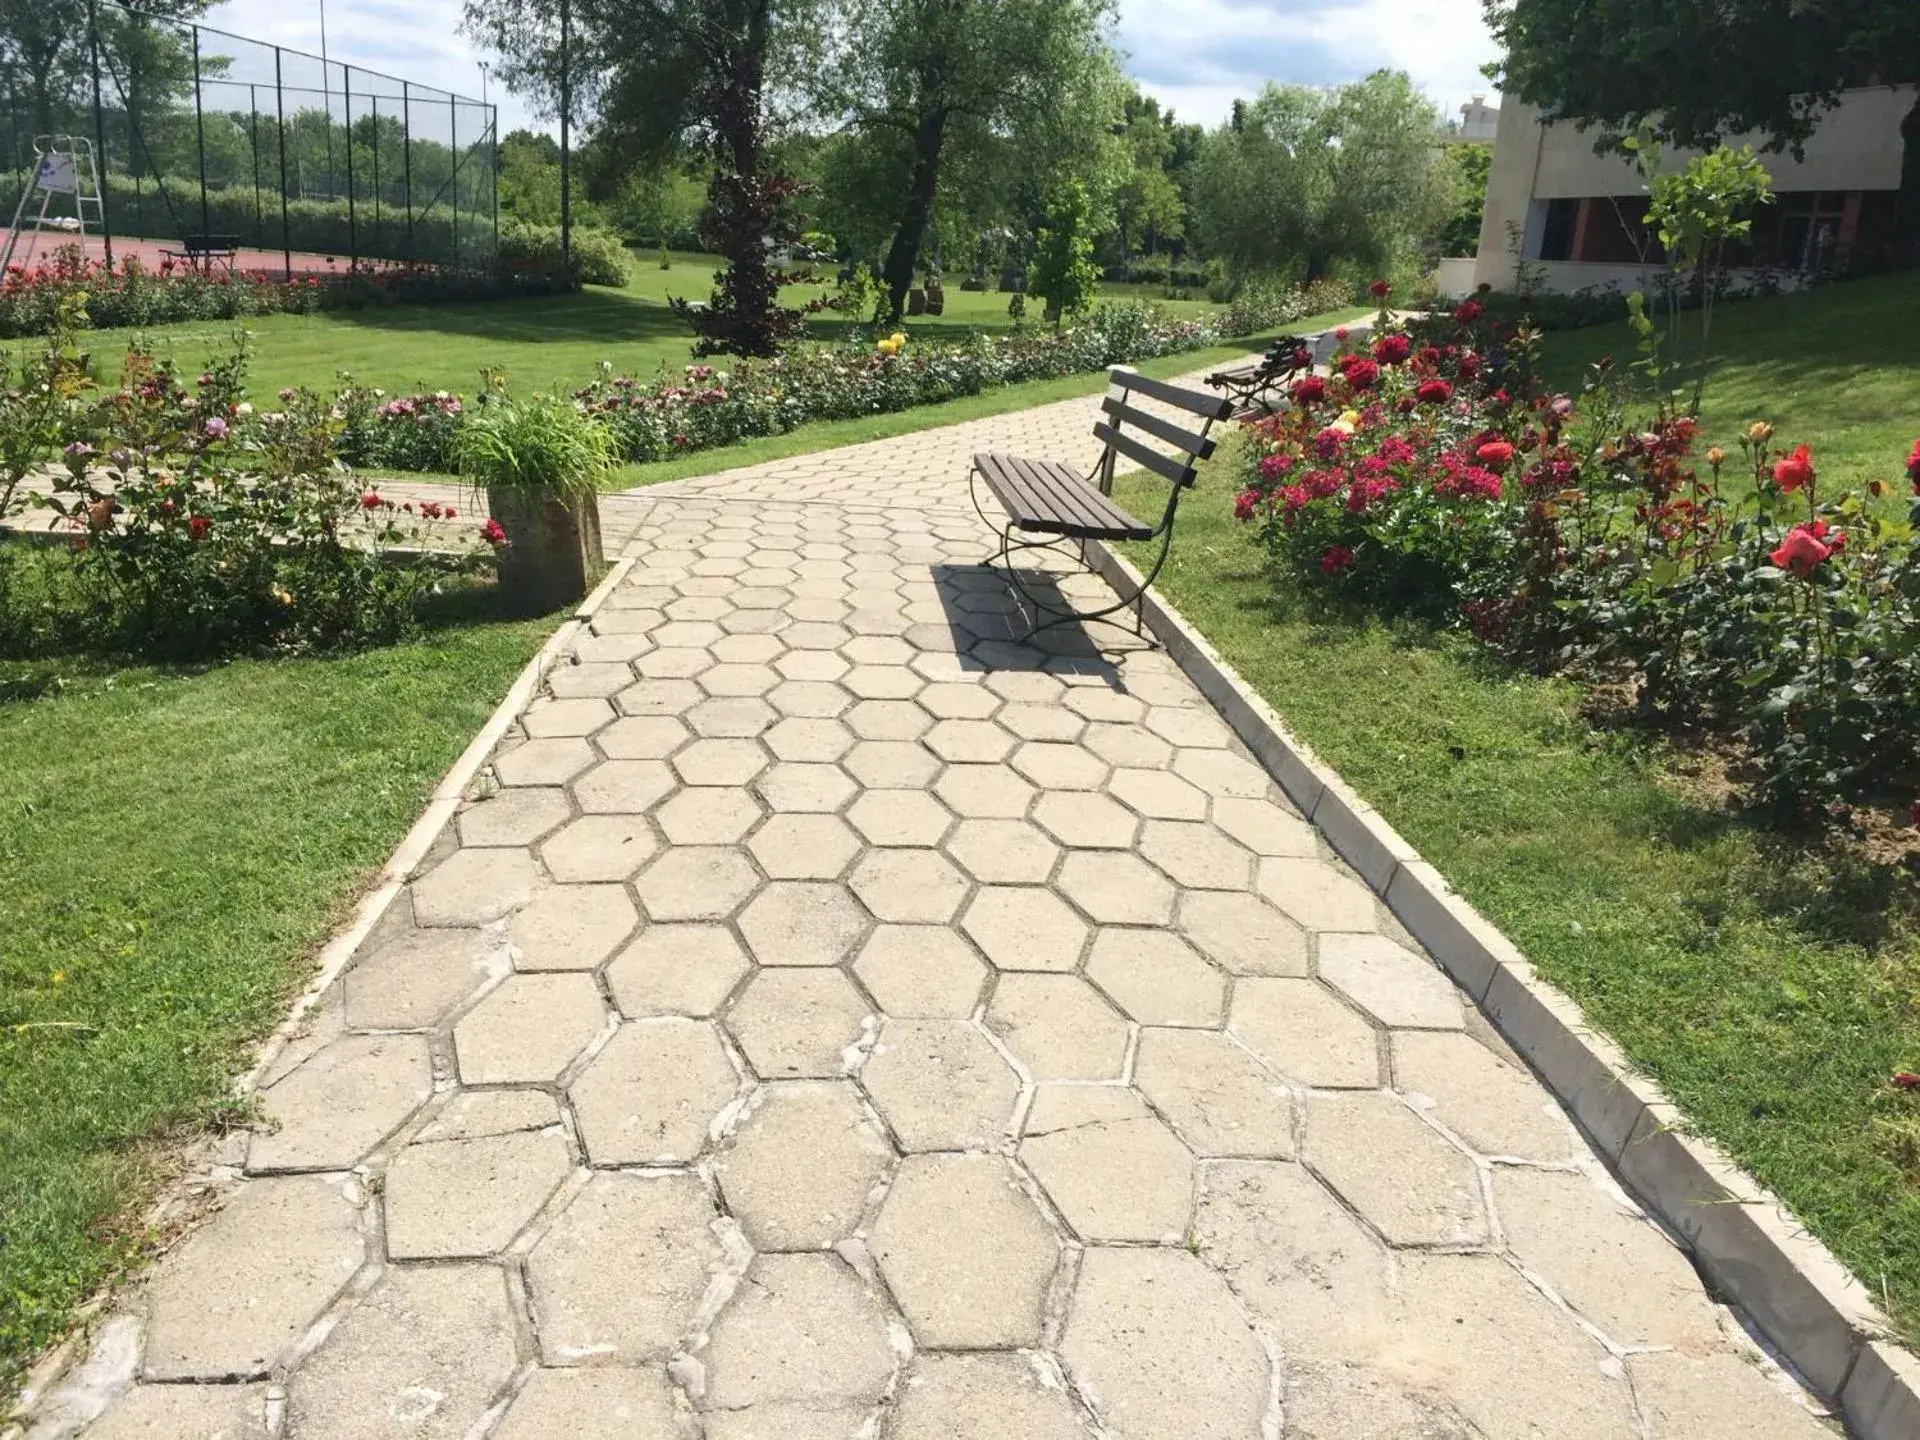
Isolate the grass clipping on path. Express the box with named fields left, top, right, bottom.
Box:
left=1115, top=445, right=1920, bottom=1340
left=0, top=617, right=549, bottom=1395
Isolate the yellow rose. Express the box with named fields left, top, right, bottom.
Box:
left=1338, top=409, right=1362, bottom=427
left=1748, top=421, right=1774, bottom=444
left=1706, top=447, right=1726, bottom=467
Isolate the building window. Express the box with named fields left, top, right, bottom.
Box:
left=1538, top=198, right=1579, bottom=262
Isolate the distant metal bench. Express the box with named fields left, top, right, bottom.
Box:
left=161, top=233, right=241, bottom=274
left=970, top=365, right=1233, bottom=641
left=1205, top=333, right=1315, bottom=414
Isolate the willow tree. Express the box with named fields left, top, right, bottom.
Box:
left=465, top=0, right=830, bottom=354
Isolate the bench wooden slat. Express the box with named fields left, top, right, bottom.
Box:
left=1108, top=366, right=1234, bottom=422
left=1099, top=396, right=1217, bottom=464
left=973, top=451, right=1152, bottom=541
left=1091, top=422, right=1197, bottom=488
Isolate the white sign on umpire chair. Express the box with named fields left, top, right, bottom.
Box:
left=34, top=152, right=77, bottom=195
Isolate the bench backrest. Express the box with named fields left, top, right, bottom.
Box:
left=182, top=234, right=240, bottom=254
left=1092, top=365, right=1235, bottom=495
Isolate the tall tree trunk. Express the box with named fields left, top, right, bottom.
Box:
left=1896, top=90, right=1920, bottom=271
left=881, top=105, right=948, bottom=324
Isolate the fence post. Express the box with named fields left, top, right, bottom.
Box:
left=370, top=95, right=380, bottom=256
left=449, top=91, right=459, bottom=266
left=275, top=45, right=291, bottom=279
left=491, top=103, right=499, bottom=258
left=343, top=68, right=357, bottom=269
left=191, top=24, right=209, bottom=236
left=401, top=81, right=413, bottom=260
left=249, top=86, right=262, bottom=244
left=559, top=0, right=571, bottom=269
left=87, top=0, right=113, bottom=270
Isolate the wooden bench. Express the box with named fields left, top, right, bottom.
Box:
left=161, top=233, right=241, bottom=275
left=1205, top=334, right=1315, bottom=414
left=970, top=365, right=1233, bottom=641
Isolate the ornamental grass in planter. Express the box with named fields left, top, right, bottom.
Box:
left=453, top=390, right=614, bottom=616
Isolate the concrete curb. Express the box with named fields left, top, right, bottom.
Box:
left=8, top=557, right=636, bottom=1432
left=1080, top=538, right=1914, bottom=1438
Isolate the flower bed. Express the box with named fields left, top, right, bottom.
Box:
left=337, top=283, right=1350, bottom=474
left=1234, top=291, right=1920, bottom=811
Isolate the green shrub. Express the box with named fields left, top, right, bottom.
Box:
left=451, top=388, right=618, bottom=497
left=497, top=224, right=630, bottom=288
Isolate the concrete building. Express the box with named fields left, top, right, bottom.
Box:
left=1450, top=86, right=1916, bottom=297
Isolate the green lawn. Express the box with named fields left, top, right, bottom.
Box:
left=0, top=611, right=552, bottom=1398
left=1537, top=270, right=1920, bottom=502
left=58, top=253, right=1224, bottom=401
left=1114, top=441, right=1920, bottom=1340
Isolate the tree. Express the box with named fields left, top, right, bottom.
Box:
left=1190, top=71, right=1454, bottom=284
left=0, top=0, right=208, bottom=149
left=1029, top=178, right=1100, bottom=325
left=1112, top=90, right=1184, bottom=268
left=1435, top=143, right=1490, bottom=257
left=1483, top=0, right=1920, bottom=259
left=465, top=0, right=830, bottom=355
left=824, top=0, right=1117, bottom=322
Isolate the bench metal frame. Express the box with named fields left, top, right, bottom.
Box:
left=1205, top=334, right=1315, bottom=415
left=969, top=365, right=1233, bottom=644
left=161, top=233, right=241, bottom=276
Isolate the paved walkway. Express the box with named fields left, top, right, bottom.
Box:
left=41, top=377, right=1836, bottom=1439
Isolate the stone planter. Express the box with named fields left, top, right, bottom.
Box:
left=487, top=486, right=604, bottom=616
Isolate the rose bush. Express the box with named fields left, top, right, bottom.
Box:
left=1234, top=286, right=1920, bottom=810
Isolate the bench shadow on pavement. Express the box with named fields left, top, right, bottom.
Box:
left=929, top=562, right=1148, bottom=684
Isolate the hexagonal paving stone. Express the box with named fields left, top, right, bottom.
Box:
left=846, top=789, right=953, bottom=847
left=526, top=1172, right=724, bottom=1366
left=749, top=812, right=863, bottom=880
left=342, top=927, right=505, bottom=1031
left=141, top=1175, right=363, bottom=1381
left=1055, top=851, right=1176, bottom=925
left=1231, top=978, right=1380, bottom=1089
left=598, top=715, right=692, bottom=760
left=734, top=884, right=866, bottom=970
left=1106, top=768, right=1209, bottom=822
left=493, top=1368, right=688, bottom=1440
left=1178, top=891, right=1310, bottom=976
left=550, top=661, right=639, bottom=700
left=672, top=738, right=770, bottom=787
left=636, top=647, right=713, bottom=680
left=1031, top=791, right=1139, bottom=849
left=998, top=702, right=1084, bottom=743
left=655, top=786, right=764, bottom=845
left=944, top=818, right=1059, bottom=884
left=764, top=717, right=856, bottom=764
left=1255, top=857, right=1379, bottom=932
left=918, top=682, right=1000, bottom=721
left=540, top=814, right=660, bottom=883
left=844, top=664, right=923, bottom=700
left=1134, top=1029, right=1296, bottom=1159
left=842, top=739, right=943, bottom=789
left=934, top=763, right=1036, bottom=819
left=923, top=719, right=1016, bottom=764
left=849, top=848, right=970, bottom=923
left=1210, top=796, right=1319, bottom=856
left=1021, top=1086, right=1194, bottom=1243
left=1626, top=1352, right=1835, bottom=1440
left=83, top=1385, right=272, bottom=1439
left=959, top=886, right=1089, bottom=972
left=1061, top=1248, right=1270, bottom=1440
left=247, top=1032, right=432, bottom=1173
left=716, top=1081, right=892, bottom=1250
left=286, top=1265, right=518, bottom=1437
left=1304, top=1091, right=1488, bottom=1247
left=509, top=883, right=639, bottom=972
left=635, top=847, right=762, bottom=922
left=412, top=848, right=541, bottom=926
left=608, top=924, right=750, bottom=1018
left=890, top=1353, right=1089, bottom=1440
left=569, top=1019, right=739, bottom=1164
left=843, top=699, right=931, bottom=743
left=700, top=664, right=782, bottom=700
left=1138, top=820, right=1255, bottom=891
left=1492, top=1166, right=1726, bottom=1350
left=1144, top=705, right=1233, bottom=748
left=1085, top=929, right=1225, bottom=1028
left=985, top=974, right=1130, bottom=1081
left=454, top=973, right=607, bottom=1086
left=1392, top=1031, right=1580, bottom=1161
left=497, top=736, right=599, bottom=787
left=458, top=787, right=572, bottom=847
left=384, top=1127, right=571, bottom=1259
left=617, top=677, right=705, bottom=718
left=1319, top=932, right=1464, bottom=1030
left=775, top=650, right=852, bottom=683
left=575, top=759, right=678, bottom=815
left=1009, top=742, right=1109, bottom=792
left=863, top=1018, right=1019, bottom=1152
left=1080, top=721, right=1172, bottom=770
left=1195, top=1159, right=1392, bottom=1354
left=853, top=925, right=988, bottom=1017
left=1383, top=1254, right=1638, bottom=1439
left=688, top=695, right=779, bottom=738
left=985, top=670, right=1064, bottom=704
left=755, top=760, right=860, bottom=814
left=524, top=696, right=615, bottom=738
left=701, top=1253, right=896, bottom=1433
left=727, top=968, right=873, bottom=1079
left=711, top=632, right=786, bottom=664
left=872, top=1153, right=1058, bottom=1348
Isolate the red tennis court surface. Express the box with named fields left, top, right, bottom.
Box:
left=0, top=228, right=403, bottom=280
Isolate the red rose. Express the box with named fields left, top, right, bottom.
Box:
left=1453, top=298, right=1483, bottom=325
left=1476, top=440, right=1514, bottom=470
left=1772, top=443, right=1814, bottom=493
left=480, top=517, right=509, bottom=547
left=1339, top=357, right=1380, bottom=391
left=1893, top=1072, right=1920, bottom=1090
left=1233, top=490, right=1258, bottom=522
left=1291, top=375, right=1326, bottom=406
left=445, top=507, right=457, bottom=519
left=360, top=490, right=383, bottom=509
left=1371, top=333, right=1411, bottom=365
left=1319, top=544, right=1354, bottom=576
left=1770, top=521, right=1832, bottom=575
left=187, top=515, right=211, bottom=541
left=1415, top=379, right=1453, bottom=405
left=1905, top=437, right=1920, bottom=491
left=1457, top=351, right=1482, bottom=381
left=1369, top=279, right=1391, bottom=299
left=1257, top=452, right=1295, bottom=482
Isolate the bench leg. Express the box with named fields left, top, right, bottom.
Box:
left=992, top=520, right=1172, bottom=649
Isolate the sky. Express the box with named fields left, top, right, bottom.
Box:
left=200, top=0, right=1503, bottom=135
